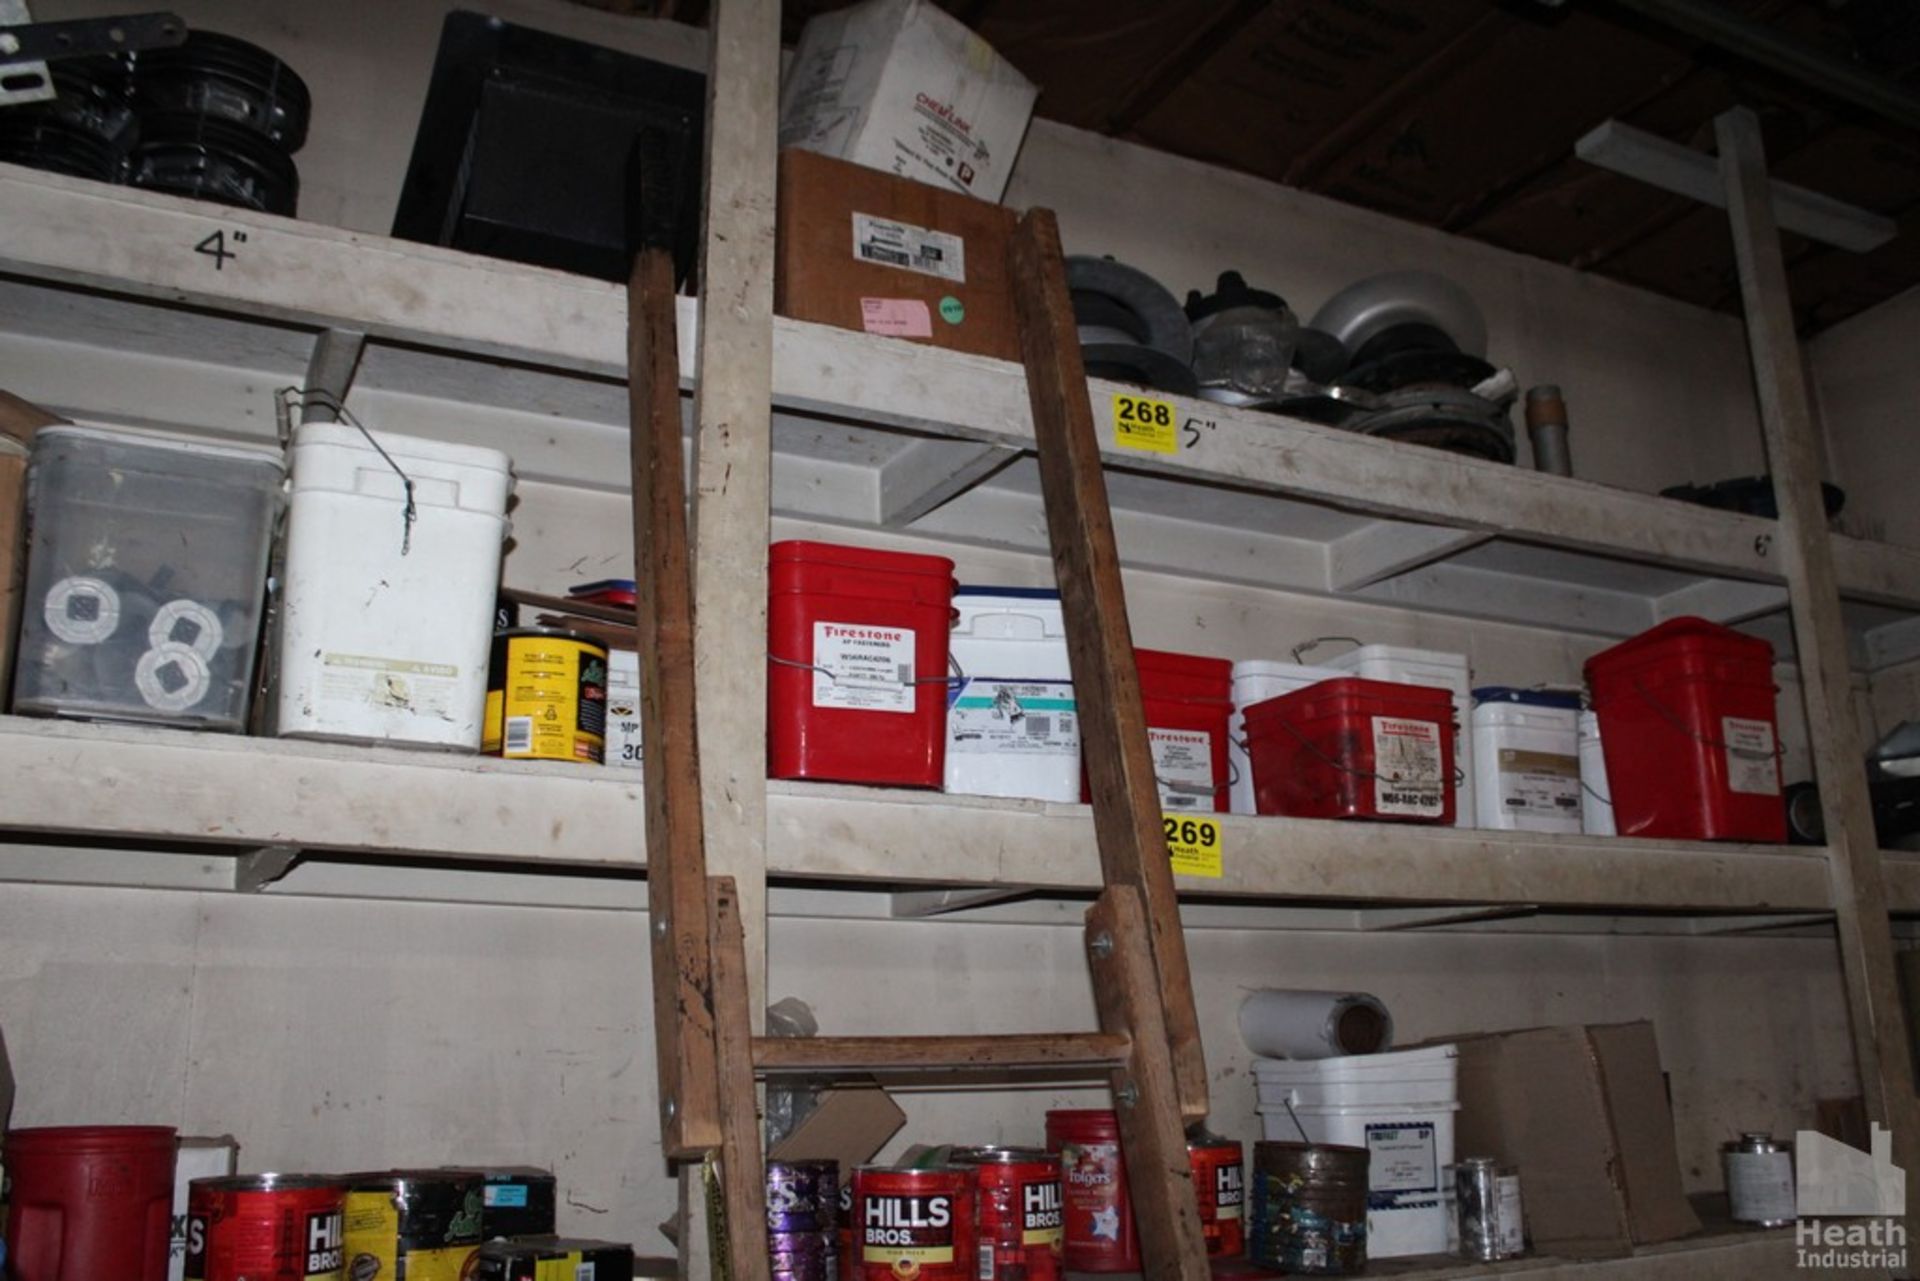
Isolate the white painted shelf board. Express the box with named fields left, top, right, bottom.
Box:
left=0, top=716, right=1902, bottom=920
left=4, top=166, right=1918, bottom=651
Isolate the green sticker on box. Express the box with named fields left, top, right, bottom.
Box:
left=938, top=295, right=965, bottom=325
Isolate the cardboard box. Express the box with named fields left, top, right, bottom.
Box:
left=779, top=0, right=1036, bottom=203
left=1450, top=1021, right=1700, bottom=1257
left=777, top=148, right=1020, bottom=362
left=769, top=1082, right=907, bottom=1174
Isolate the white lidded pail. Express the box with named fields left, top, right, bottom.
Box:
left=944, top=587, right=1080, bottom=802
left=275, top=422, right=512, bottom=749
left=1229, top=660, right=1339, bottom=814
left=1255, top=1044, right=1459, bottom=1258
left=1471, top=687, right=1583, bottom=833
left=1321, top=644, right=1475, bottom=827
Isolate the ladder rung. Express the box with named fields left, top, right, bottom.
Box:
left=751, top=1031, right=1131, bottom=1074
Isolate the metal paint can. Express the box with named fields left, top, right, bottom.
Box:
left=1044, top=1109, right=1135, bottom=1272
left=1187, top=1129, right=1245, bottom=1258
left=185, top=1174, right=346, bottom=1281
left=768, top=1159, right=840, bottom=1281
left=482, top=627, right=608, bottom=763
left=341, top=1171, right=483, bottom=1281
left=1725, top=1132, right=1796, bottom=1227
left=1453, top=1157, right=1524, bottom=1261
left=851, top=1165, right=977, bottom=1281
left=949, top=1147, right=1063, bottom=1281
left=1248, top=1141, right=1367, bottom=1275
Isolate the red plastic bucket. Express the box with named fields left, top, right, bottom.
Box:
left=1081, top=650, right=1233, bottom=813
left=1584, top=617, right=1783, bottom=841
left=767, top=540, right=956, bottom=787
left=1244, top=677, right=1456, bottom=823
left=4, top=1125, right=177, bottom=1281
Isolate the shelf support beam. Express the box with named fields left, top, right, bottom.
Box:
left=878, top=437, right=1016, bottom=526
left=1326, top=521, right=1488, bottom=592
left=298, top=328, right=366, bottom=422
left=1717, top=106, right=1920, bottom=1203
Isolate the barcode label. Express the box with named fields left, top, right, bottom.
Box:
left=851, top=212, right=966, bottom=283
left=1025, top=715, right=1052, bottom=738
left=978, top=1243, right=994, bottom=1281
left=897, top=663, right=914, bottom=687
left=577, top=1263, right=596, bottom=1281
left=505, top=716, right=533, bottom=754
left=860, top=243, right=910, bottom=267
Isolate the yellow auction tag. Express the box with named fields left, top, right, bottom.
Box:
left=1111, top=392, right=1179, bottom=454
left=1164, top=814, right=1223, bottom=878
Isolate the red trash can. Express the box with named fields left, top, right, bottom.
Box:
left=1584, top=617, right=1784, bottom=842
left=4, top=1125, right=177, bottom=1281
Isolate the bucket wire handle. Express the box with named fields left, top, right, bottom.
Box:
left=1290, top=636, right=1363, bottom=664
left=1282, top=1096, right=1312, bottom=1144
left=276, top=386, right=418, bottom=557
left=767, top=651, right=967, bottom=689
left=1628, top=677, right=1783, bottom=760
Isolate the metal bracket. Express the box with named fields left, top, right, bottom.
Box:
left=233, top=844, right=300, bottom=893
left=0, top=7, right=186, bottom=107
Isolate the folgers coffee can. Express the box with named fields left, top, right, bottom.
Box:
left=482, top=627, right=608, bottom=763
left=185, top=1174, right=347, bottom=1281
left=342, top=1170, right=484, bottom=1281
left=1045, top=1110, right=1136, bottom=1272
left=851, top=1165, right=977, bottom=1281
left=949, top=1147, right=1063, bottom=1281
left=1187, top=1129, right=1246, bottom=1257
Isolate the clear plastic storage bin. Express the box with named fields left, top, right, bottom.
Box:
left=11, top=427, right=283, bottom=730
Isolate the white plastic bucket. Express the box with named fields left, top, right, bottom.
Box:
left=1256, top=1099, right=1458, bottom=1258
left=1323, top=644, right=1475, bottom=827
left=1229, top=660, right=1339, bottom=814
left=944, top=588, right=1079, bottom=802
left=1579, top=709, right=1616, bottom=835
left=275, top=423, right=513, bottom=749
left=1253, top=1043, right=1458, bottom=1109
left=1471, top=688, right=1583, bottom=833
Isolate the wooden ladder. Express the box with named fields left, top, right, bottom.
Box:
left=627, top=207, right=1214, bottom=1281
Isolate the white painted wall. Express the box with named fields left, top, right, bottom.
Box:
left=0, top=882, right=1860, bottom=1249
left=4, top=0, right=1907, bottom=1260
left=1811, top=284, right=1920, bottom=551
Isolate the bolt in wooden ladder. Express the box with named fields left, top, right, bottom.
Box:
left=627, top=205, right=1215, bottom=1280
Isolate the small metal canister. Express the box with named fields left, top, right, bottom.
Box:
left=1725, top=1132, right=1796, bottom=1227
left=1454, top=1158, right=1525, bottom=1261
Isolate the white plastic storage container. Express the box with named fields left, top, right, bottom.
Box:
left=1324, top=643, right=1475, bottom=827
left=274, top=423, right=512, bottom=749
left=945, top=587, right=1079, bottom=801
left=1255, top=1044, right=1459, bottom=1258
left=1229, top=660, right=1339, bottom=814
left=1471, top=687, right=1583, bottom=833
left=12, top=427, right=282, bottom=730
left=1579, top=709, right=1616, bottom=835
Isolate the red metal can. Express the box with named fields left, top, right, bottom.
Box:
left=1044, top=1110, right=1135, bottom=1273
left=950, top=1148, right=1062, bottom=1281
left=185, top=1174, right=347, bottom=1281
left=1186, top=1133, right=1245, bottom=1258
left=850, top=1166, right=977, bottom=1281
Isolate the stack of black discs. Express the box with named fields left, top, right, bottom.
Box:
left=0, top=55, right=139, bottom=183
left=764, top=1159, right=838, bottom=1281
left=127, top=30, right=308, bottom=215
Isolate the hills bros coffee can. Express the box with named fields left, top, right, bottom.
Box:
left=184, top=1174, right=346, bottom=1281
left=851, top=1166, right=976, bottom=1281
left=1185, top=1130, right=1245, bottom=1257
left=949, top=1147, right=1063, bottom=1281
